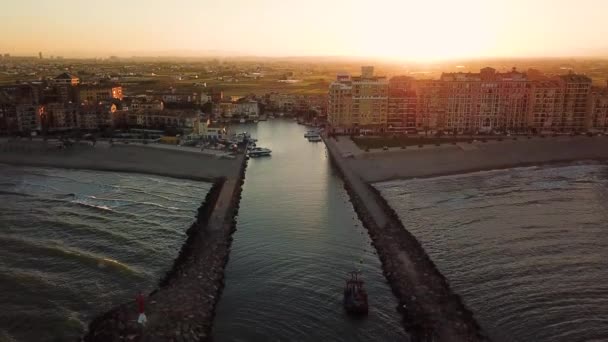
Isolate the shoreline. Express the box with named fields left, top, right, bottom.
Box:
left=325, top=135, right=487, bottom=341
left=0, top=160, right=217, bottom=183
left=83, top=154, right=247, bottom=341
left=374, top=159, right=608, bottom=183
left=0, top=140, right=241, bottom=182
left=338, top=135, right=608, bottom=183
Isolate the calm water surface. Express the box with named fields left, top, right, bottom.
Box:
left=213, top=120, right=406, bottom=341
left=0, top=165, right=211, bottom=341
left=376, top=164, right=608, bottom=342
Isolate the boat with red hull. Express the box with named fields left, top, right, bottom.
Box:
left=343, top=271, right=369, bottom=315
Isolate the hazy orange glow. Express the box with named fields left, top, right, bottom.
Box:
left=1, top=0, right=607, bottom=61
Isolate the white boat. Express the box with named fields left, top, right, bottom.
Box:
left=248, top=147, right=272, bottom=157
left=308, top=135, right=322, bottom=142
left=304, top=130, right=320, bottom=138
left=239, top=118, right=246, bottom=123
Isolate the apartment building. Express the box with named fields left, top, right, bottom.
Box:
left=388, top=76, right=417, bottom=133
left=413, top=80, right=446, bottom=132
left=588, top=88, right=608, bottom=131
left=558, top=74, right=592, bottom=131
left=328, top=66, right=601, bottom=134
left=352, top=66, right=388, bottom=132
left=527, top=79, right=564, bottom=131
left=16, top=104, right=44, bottom=132
left=328, top=67, right=388, bottom=133
left=328, top=74, right=353, bottom=131
left=78, top=103, right=116, bottom=130
left=45, top=102, right=79, bottom=131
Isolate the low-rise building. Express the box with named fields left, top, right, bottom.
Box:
left=54, top=72, right=80, bottom=86
left=192, top=117, right=227, bottom=139
left=159, top=91, right=199, bottom=104
left=131, top=98, right=164, bottom=111
left=218, top=101, right=237, bottom=118
left=79, top=84, right=123, bottom=102
left=235, top=100, right=259, bottom=118
left=128, top=109, right=197, bottom=129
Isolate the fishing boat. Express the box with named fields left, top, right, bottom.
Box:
left=343, top=271, right=368, bottom=315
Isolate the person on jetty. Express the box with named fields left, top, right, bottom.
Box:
left=136, top=291, right=147, bottom=326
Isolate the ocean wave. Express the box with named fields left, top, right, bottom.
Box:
left=71, top=200, right=113, bottom=212
left=110, top=184, right=200, bottom=201
left=20, top=181, right=62, bottom=192
left=86, top=196, right=189, bottom=211
left=0, top=234, right=139, bottom=275
left=0, top=190, right=32, bottom=197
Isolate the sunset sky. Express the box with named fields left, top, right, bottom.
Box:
left=1, top=0, right=607, bottom=61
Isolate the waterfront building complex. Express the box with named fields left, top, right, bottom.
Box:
left=329, top=66, right=607, bottom=134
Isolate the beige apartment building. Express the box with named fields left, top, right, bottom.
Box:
left=413, top=80, right=447, bottom=133
left=329, top=67, right=388, bottom=133
left=352, top=66, right=388, bottom=132
left=387, top=76, right=417, bottom=133
left=439, top=68, right=528, bottom=133
left=527, top=79, right=564, bottom=131
left=558, top=74, right=592, bottom=131
left=588, top=87, right=608, bottom=131
left=328, top=74, right=353, bottom=130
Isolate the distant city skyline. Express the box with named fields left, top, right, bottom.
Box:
left=2, top=0, right=608, bottom=61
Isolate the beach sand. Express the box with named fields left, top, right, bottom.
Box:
left=338, top=136, right=608, bottom=183
left=0, top=139, right=240, bottom=181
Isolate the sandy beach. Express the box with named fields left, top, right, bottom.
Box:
left=0, top=139, right=240, bottom=181
left=335, top=136, right=608, bottom=183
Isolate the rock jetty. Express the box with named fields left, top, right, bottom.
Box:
left=324, top=136, right=488, bottom=342
left=83, top=154, right=247, bottom=341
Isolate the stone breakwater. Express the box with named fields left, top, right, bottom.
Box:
left=324, top=136, right=487, bottom=342
left=83, top=155, right=247, bottom=341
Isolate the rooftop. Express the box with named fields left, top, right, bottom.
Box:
left=559, top=74, right=592, bottom=83
left=55, top=72, right=79, bottom=80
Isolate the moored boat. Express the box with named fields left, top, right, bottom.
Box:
left=307, top=135, right=322, bottom=142
left=304, top=129, right=320, bottom=138
left=248, top=147, right=272, bottom=157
